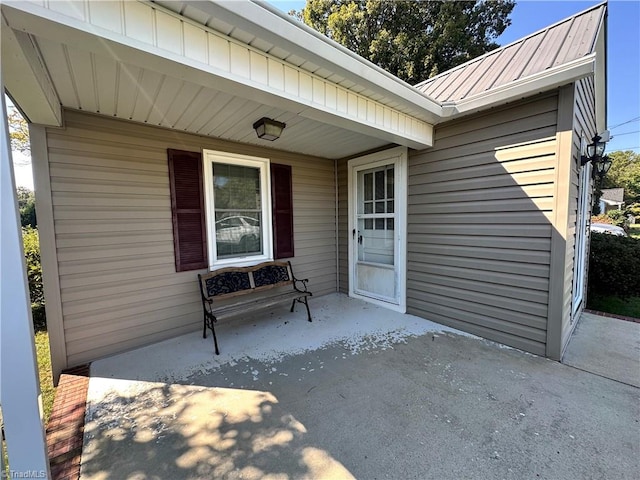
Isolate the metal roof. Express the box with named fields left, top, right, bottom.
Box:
left=415, top=3, right=606, bottom=103
left=600, top=188, right=625, bottom=203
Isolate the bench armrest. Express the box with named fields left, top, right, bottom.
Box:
left=293, top=276, right=310, bottom=294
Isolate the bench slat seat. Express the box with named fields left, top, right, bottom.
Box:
left=198, top=261, right=312, bottom=354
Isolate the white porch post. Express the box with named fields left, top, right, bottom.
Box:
left=0, top=78, right=51, bottom=474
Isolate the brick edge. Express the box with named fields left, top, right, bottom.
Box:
left=46, top=364, right=90, bottom=480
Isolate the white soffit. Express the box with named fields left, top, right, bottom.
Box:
left=1, top=0, right=435, bottom=150
left=1, top=14, right=61, bottom=125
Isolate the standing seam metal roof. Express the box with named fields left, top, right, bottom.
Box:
left=415, top=3, right=606, bottom=103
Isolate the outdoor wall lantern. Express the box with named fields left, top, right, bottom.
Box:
left=593, top=155, right=612, bottom=179
left=253, top=117, right=286, bottom=141
left=581, top=134, right=611, bottom=179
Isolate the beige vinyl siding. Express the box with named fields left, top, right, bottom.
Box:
left=46, top=109, right=337, bottom=366
left=407, top=93, right=559, bottom=356
left=561, top=76, right=596, bottom=350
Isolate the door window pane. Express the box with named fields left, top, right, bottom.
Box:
left=387, top=167, right=394, bottom=199
left=364, top=173, right=373, bottom=201
left=375, top=170, right=385, bottom=199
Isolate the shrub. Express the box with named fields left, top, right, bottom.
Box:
left=22, top=226, right=46, bottom=331
left=591, top=211, right=628, bottom=230
left=606, top=209, right=627, bottom=228
left=588, top=233, right=640, bottom=298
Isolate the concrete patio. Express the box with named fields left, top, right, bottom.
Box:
left=80, top=294, right=639, bottom=479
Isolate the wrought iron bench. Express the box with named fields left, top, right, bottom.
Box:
left=197, top=261, right=312, bottom=354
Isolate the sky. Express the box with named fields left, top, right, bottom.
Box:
left=9, top=1, right=640, bottom=189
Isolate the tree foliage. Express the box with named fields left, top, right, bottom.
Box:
left=299, top=0, right=515, bottom=84
left=8, top=106, right=30, bottom=154
left=602, top=150, right=640, bottom=204
left=17, top=186, right=37, bottom=228
left=23, top=226, right=46, bottom=330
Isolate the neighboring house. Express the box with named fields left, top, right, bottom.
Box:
left=2, top=1, right=606, bottom=378
left=599, top=187, right=624, bottom=213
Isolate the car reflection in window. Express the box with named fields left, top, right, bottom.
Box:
left=215, top=215, right=261, bottom=256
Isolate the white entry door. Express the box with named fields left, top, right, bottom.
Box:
left=348, top=147, right=407, bottom=312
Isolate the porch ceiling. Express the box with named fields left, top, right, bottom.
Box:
left=1, top=0, right=437, bottom=159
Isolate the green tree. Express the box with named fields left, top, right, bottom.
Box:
left=8, top=106, right=30, bottom=155
left=17, top=186, right=37, bottom=227
left=299, top=0, right=515, bottom=84
left=603, top=150, right=640, bottom=204
left=22, top=226, right=46, bottom=330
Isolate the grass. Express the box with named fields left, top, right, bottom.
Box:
left=587, top=294, right=640, bottom=319
left=629, top=224, right=640, bottom=240
left=35, top=329, right=55, bottom=424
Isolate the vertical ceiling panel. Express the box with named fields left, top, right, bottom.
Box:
left=173, top=88, right=217, bottom=131
left=187, top=90, right=234, bottom=134
left=94, top=56, right=118, bottom=116
left=115, top=63, right=142, bottom=119
left=217, top=100, right=266, bottom=138
left=146, top=76, right=183, bottom=126
left=67, top=48, right=98, bottom=112
left=130, top=69, right=165, bottom=123
left=36, top=41, right=79, bottom=108
left=163, top=82, right=202, bottom=128
left=202, top=98, right=251, bottom=136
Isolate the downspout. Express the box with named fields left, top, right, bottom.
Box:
left=335, top=158, right=339, bottom=292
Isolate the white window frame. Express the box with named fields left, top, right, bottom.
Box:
left=202, top=149, right=272, bottom=269
left=572, top=136, right=592, bottom=314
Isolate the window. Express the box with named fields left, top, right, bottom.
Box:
left=168, top=149, right=294, bottom=272
left=203, top=150, right=272, bottom=268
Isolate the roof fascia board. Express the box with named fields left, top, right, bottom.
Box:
left=443, top=55, right=596, bottom=120
left=1, top=1, right=433, bottom=148
left=184, top=0, right=443, bottom=121
left=1, top=16, right=61, bottom=126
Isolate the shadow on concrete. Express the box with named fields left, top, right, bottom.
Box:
left=563, top=311, right=640, bottom=387
left=82, top=380, right=354, bottom=479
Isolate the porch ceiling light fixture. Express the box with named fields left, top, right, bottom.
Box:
left=581, top=134, right=611, bottom=179
left=253, top=117, right=286, bottom=141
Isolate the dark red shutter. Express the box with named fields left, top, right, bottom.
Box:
left=168, top=149, right=207, bottom=271
left=271, top=163, right=294, bottom=259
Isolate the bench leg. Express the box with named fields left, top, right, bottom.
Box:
left=203, top=315, right=207, bottom=339
left=303, top=296, right=312, bottom=322
left=291, top=297, right=312, bottom=322
left=203, top=312, right=220, bottom=355
left=210, top=322, right=220, bottom=355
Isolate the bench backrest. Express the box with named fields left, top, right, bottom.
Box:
left=198, top=261, right=294, bottom=300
